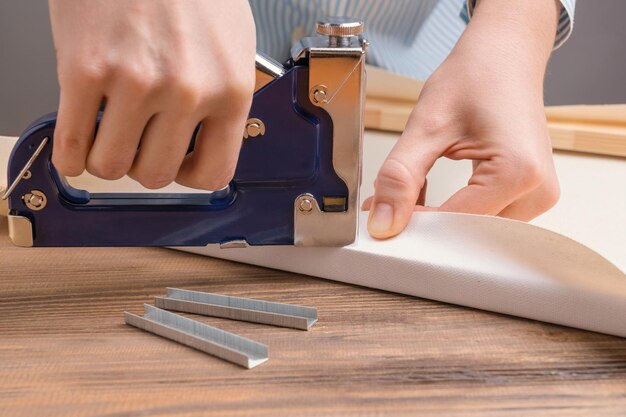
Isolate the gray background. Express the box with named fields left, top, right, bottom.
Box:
left=1, top=0, right=625, bottom=136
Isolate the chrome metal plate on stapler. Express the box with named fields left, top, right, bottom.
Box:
left=155, top=288, right=318, bottom=330
left=124, top=304, right=269, bottom=369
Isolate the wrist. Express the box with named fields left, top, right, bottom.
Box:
left=471, top=0, right=559, bottom=49
left=451, top=0, right=558, bottom=88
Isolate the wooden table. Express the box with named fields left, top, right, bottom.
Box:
left=1, top=217, right=626, bottom=416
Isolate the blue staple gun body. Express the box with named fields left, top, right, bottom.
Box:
left=3, top=18, right=367, bottom=248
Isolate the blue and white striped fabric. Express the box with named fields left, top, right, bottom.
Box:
left=249, top=0, right=576, bottom=80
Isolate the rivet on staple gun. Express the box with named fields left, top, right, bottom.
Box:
left=124, top=304, right=269, bottom=369
left=154, top=288, right=318, bottom=330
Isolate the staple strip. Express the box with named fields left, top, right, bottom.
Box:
left=155, top=288, right=318, bottom=330
left=124, top=304, right=268, bottom=369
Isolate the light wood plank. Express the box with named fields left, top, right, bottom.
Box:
left=365, top=64, right=423, bottom=101
left=548, top=121, right=626, bottom=157
left=545, top=104, right=626, bottom=126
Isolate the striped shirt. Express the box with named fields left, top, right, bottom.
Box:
left=249, top=0, right=576, bottom=80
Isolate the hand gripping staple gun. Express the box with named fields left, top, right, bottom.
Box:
left=3, top=17, right=367, bottom=248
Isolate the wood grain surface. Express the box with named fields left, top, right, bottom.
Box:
left=1, top=217, right=626, bottom=417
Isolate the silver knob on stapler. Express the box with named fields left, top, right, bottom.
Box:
left=316, top=17, right=364, bottom=46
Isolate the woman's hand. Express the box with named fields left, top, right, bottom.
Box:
left=365, top=0, right=562, bottom=239
left=48, top=0, right=256, bottom=190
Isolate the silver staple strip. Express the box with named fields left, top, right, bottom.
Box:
left=154, top=288, right=318, bottom=331
left=124, top=304, right=268, bottom=369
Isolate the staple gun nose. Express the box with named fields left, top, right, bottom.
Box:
left=4, top=17, right=368, bottom=248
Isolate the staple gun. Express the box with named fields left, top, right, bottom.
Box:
left=3, top=17, right=367, bottom=248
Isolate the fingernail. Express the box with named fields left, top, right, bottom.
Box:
left=369, top=203, right=394, bottom=236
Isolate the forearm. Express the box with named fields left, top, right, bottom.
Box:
left=453, top=0, right=559, bottom=92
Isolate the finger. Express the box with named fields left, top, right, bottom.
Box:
left=438, top=157, right=543, bottom=215
left=416, top=178, right=428, bottom=206
left=363, top=200, right=437, bottom=213
left=361, top=179, right=427, bottom=211
left=128, top=113, right=199, bottom=189
left=367, top=134, right=442, bottom=239
left=85, top=94, right=154, bottom=180
left=176, top=115, right=245, bottom=191
left=498, top=168, right=560, bottom=221
left=52, top=78, right=103, bottom=177
left=361, top=196, right=373, bottom=211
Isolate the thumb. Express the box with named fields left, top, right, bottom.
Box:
left=367, top=135, right=440, bottom=239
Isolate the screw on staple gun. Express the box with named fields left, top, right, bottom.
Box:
left=3, top=17, right=368, bottom=248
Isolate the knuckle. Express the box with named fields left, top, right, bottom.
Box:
left=513, top=157, right=546, bottom=191
left=209, top=77, right=254, bottom=113
left=168, top=71, right=254, bottom=116
left=376, top=158, right=416, bottom=194
left=226, top=78, right=254, bottom=106
left=119, top=64, right=163, bottom=94
left=55, top=133, right=89, bottom=154
left=186, top=169, right=234, bottom=192
left=79, top=63, right=108, bottom=85
left=171, top=77, right=204, bottom=112
left=496, top=153, right=547, bottom=195
left=86, top=157, right=130, bottom=181
left=51, top=132, right=91, bottom=177
left=59, top=60, right=107, bottom=85
left=205, top=172, right=234, bottom=191
left=229, top=73, right=255, bottom=98
left=51, top=152, right=84, bottom=177
left=412, top=110, right=454, bottom=137
left=539, top=177, right=561, bottom=212
left=546, top=181, right=561, bottom=207
left=134, top=169, right=176, bottom=190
